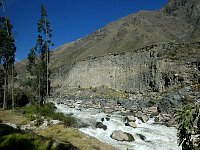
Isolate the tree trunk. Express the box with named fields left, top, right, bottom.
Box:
left=46, top=47, right=49, bottom=97
left=45, top=17, right=49, bottom=98
left=12, top=65, right=14, bottom=111
left=38, top=74, right=41, bottom=105
left=40, top=94, right=44, bottom=105
left=3, top=72, right=7, bottom=110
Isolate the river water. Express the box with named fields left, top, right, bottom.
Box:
left=55, top=102, right=181, bottom=150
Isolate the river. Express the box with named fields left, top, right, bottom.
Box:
left=55, top=102, right=181, bottom=150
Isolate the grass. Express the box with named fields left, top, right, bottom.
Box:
left=0, top=133, right=78, bottom=150
left=20, top=103, right=76, bottom=127
left=0, top=133, right=40, bottom=150
left=0, top=110, right=115, bottom=150
left=0, top=109, right=28, bottom=125
left=0, top=125, right=48, bottom=150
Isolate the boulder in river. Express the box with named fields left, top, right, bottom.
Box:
left=154, top=115, right=163, bottom=122
left=125, top=116, right=136, bottom=122
left=110, top=130, right=135, bottom=142
left=154, top=113, right=171, bottom=123
left=135, top=112, right=149, bottom=123
left=150, top=111, right=160, bottom=118
left=105, top=109, right=114, bottom=114
left=136, top=133, right=146, bottom=141
left=96, top=122, right=107, bottom=130
left=128, top=122, right=137, bottom=128
left=105, top=117, right=110, bottom=121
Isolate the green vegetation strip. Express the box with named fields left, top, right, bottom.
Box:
left=20, top=102, right=76, bottom=127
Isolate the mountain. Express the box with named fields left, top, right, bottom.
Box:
left=17, top=0, right=200, bottom=98
left=164, top=0, right=200, bottom=41
left=164, top=0, right=200, bottom=23
left=51, top=0, right=200, bottom=67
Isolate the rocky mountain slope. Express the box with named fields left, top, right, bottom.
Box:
left=51, top=0, right=200, bottom=66
left=17, top=0, right=200, bottom=98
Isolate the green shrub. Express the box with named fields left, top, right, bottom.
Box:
left=20, top=103, right=76, bottom=127
left=0, top=134, right=37, bottom=150
left=175, top=104, right=200, bottom=150
left=45, top=102, right=56, bottom=110
left=52, top=112, right=76, bottom=127
left=34, top=115, right=44, bottom=127
left=20, top=105, right=38, bottom=118
left=0, top=132, right=78, bottom=150
left=39, top=105, right=53, bottom=117
left=47, top=118, right=51, bottom=126
left=30, top=115, right=36, bottom=121
left=63, top=115, right=76, bottom=127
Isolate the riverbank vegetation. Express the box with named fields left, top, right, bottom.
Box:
left=19, top=102, right=76, bottom=127
left=175, top=104, right=200, bottom=150
left=0, top=108, right=116, bottom=150
left=0, top=124, right=78, bottom=150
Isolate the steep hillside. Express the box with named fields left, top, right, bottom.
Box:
left=163, top=0, right=200, bottom=41
left=50, top=0, right=200, bottom=69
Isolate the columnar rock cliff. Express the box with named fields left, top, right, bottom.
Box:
left=51, top=42, right=200, bottom=96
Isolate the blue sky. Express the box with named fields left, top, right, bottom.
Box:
left=1, top=0, right=168, bottom=61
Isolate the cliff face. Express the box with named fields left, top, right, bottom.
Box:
left=52, top=42, right=200, bottom=96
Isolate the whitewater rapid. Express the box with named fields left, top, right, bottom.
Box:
left=55, top=103, right=181, bottom=150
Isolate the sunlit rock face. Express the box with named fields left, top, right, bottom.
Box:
left=52, top=43, right=200, bottom=95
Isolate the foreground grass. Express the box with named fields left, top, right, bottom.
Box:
left=0, top=122, right=76, bottom=150
left=0, top=104, right=116, bottom=150
left=0, top=133, right=77, bottom=150
left=0, top=133, right=45, bottom=150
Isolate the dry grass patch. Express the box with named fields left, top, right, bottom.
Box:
left=0, top=109, right=29, bottom=125
left=37, top=124, right=116, bottom=150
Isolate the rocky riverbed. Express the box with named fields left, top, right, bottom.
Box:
left=52, top=98, right=182, bottom=150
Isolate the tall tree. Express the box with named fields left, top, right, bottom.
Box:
left=0, top=17, right=16, bottom=110
left=27, top=4, right=53, bottom=105
left=175, top=104, right=200, bottom=150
